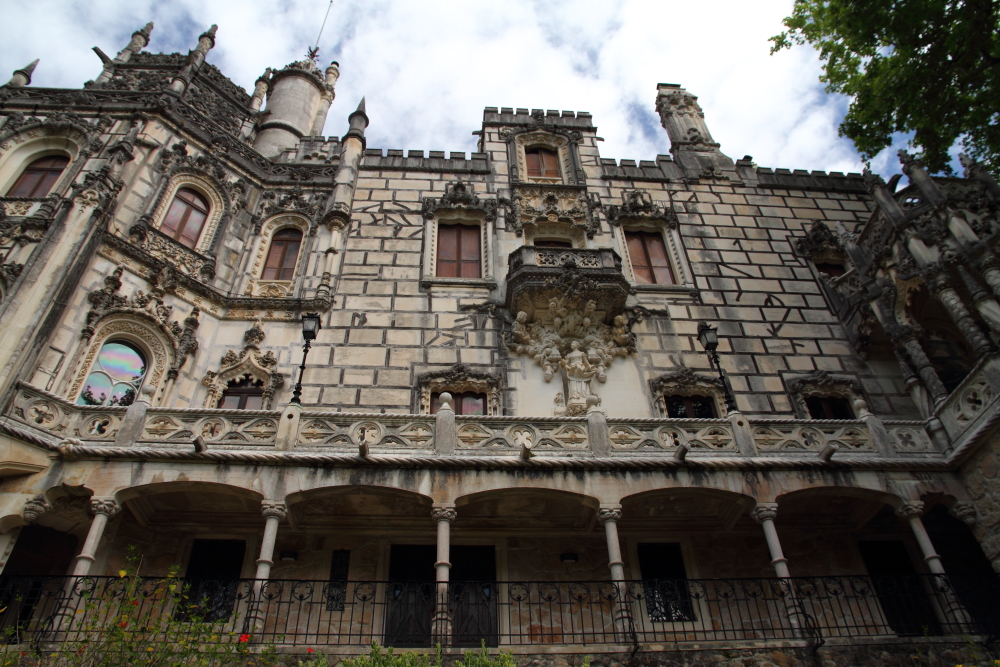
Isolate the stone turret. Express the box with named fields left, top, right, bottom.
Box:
left=322, top=98, right=369, bottom=230
left=6, top=59, right=38, bottom=88
left=655, top=83, right=737, bottom=181
left=253, top=57, right=339, bottom=158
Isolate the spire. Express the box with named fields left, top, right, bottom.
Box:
left=344, top=97, right=369, bottom=148
left=6, top=59, right=38, bottom=87
left=199, top=24, right=218, bottom=49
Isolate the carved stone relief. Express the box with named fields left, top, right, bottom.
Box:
left=648, top=368, right=725, bottom=417
left=786, top=370, right=865, bottom=419
left=504, top=185, right=600, bottom=239
left=201, top=320, right=284, bottom=410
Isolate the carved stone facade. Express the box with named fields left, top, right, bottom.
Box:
left=2, top=25, right=1000, bottom=658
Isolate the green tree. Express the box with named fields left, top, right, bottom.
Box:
left=770, top=0, right=1000, bottom=174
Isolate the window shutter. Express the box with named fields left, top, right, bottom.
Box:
left=437, top=225, right=459, bottom=277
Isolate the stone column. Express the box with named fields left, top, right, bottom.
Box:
left=752, top=503, right=807, bottom=635
left=310, top=62, right=340, bottom=136
left=254, top=502, right=287, bottom=583
left=896, top=501, right=972, bottom=629
left=71, top=499, right=120, bottom=577
left=895, top=333, right=949, bottom=406
left=94, top=23, right=153, bottom=85
left=751, top=503, right=790, bottom=578
left=321, top=99, right=369, bottom=230
left=431, top=505, right=456, bottom=645
left=599, top=506, right=634, bottom=641
left=927, top=272, right=995, bottom=361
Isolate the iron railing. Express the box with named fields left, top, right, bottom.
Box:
left=0, top=575, right=997, bottom=649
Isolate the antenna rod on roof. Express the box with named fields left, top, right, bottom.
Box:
left=313, top=0, right=335, bottom=55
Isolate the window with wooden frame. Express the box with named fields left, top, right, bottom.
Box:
left=431, top=391, right=486, bottom=415
left=663, top=395, right=717, bottom=419
left=525, top=147, right=560, bottom=179
left=217, top=375, right=265, bottom=410
left=6, top=156, right=69, bottom=197
left=436, top=223, right=481, bottom=278
left=625, top=231, right=675, bottom=285
left=805, top=396, right=854, bottom=419
left=261, top=228, right=303, bottom=281
left=161, top=187, right=210, bottom=249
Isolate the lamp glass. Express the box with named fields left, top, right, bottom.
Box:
left=697, top=323, right=718, bottom=351
left=301, top=313, right=322, bottom=340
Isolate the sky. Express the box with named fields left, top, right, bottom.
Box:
left=0, top=0, right=911, bottom=178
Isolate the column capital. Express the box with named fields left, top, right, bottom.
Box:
left=751, top=503, right=778, bottom=524
left=895, top=501, right=925, bottom=520
left=90, top=498, right=120, bottom=519
left=598, top=507, right=622, bottom=524
left=949, top=501, right=977, bottom=526
left=431, top=507, right=457, bottom=523
left=261, top=501, right=287, bottom=520
left=22, top=494, right=49, bottom=523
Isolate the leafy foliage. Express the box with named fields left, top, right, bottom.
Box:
left=770, top=0, right=1000, bottom=174
left=0, top=549, right=277, bottom=666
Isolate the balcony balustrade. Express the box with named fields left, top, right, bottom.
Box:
left=0, top=574, right=995, bottom=650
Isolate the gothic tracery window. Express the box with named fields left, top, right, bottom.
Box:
left=7, top=156, right=69, bottom=197
left=161, top=187, right=210, bottom=248
left=77, top=340, right=147, bottom=407
left=261, top=228, right=303, bottom=281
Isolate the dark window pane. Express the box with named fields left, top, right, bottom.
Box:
left=806, top=396, right=854, bottom=419
left=218, top=375, right=265, bottom=410
left=161, top=188, right=210, bottom=249
left=664, top=395, right=716, bottom=419
left=689, top=396, right=716, bottom=418
left=431, top=391, right=487, bottom=415
left=7, top=156, right=69, bottom=197
left=626, top=232, right=653, bottom=283
left=637, top=543, right=693, bottom=622
left=815, top=262, right=846, bottom=277
left=262, top=228, right=303, bottom=280
left=460, top=225, right=481, bottom=278
left=220, top=395, right=241, bottom=410
left=534, top=240, right=573, bottom=248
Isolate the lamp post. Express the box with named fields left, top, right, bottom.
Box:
left=697, top=321, right=737, bottom=414
left=290, top=313, right=322, bottom=405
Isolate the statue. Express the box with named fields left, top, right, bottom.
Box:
left=561, top=340, right=598, bottom=414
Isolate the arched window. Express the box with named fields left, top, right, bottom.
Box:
left=6, top=156, right=69, bottom=197
left=525, top=147, right=560, bottom=178
left=77, top=340, right=147, bottom=407
left=262, top=228, right=303, bottom=281
left=161, top=188, right=210, bottom=248
left=217, top=375, right=265, bottom=410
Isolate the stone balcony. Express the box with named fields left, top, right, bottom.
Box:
left=3, top=383, right=942, bottom=468
left=504, top=246, right=630, bottom=323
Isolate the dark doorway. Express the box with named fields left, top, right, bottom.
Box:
left=0, top=526, right=79, bottom=642
left=384, top=544, right=497, bottom=647
left=858, top=541, right=942, bottom=636
left=180, top=539, right=246, bottom=622
left=637, top=543, right=694, bottom=622
left=924, top=504, right=1000, bottom=632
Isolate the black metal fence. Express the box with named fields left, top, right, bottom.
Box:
left=0, top=575, right=997, bottom=648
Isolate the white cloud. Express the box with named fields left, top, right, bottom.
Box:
left=1, top=0, right=894, bottom=176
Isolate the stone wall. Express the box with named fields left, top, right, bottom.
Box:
left=960, top=435, right=1000, bottom=571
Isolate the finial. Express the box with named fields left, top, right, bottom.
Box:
left=7, top=59, right=39, bottom=87
left=199, top=24, right=218, bottom=47
left=306, top=46, right=320, bottom=62
left=356, top=97, right=366, bottom=114
left=135, top=22, right=154, bottom=42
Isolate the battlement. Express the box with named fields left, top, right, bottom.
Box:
left=756, top=167, right=867, bottom=192
left=361, top=148, right=490, bottom=173
left=483, top=107, right=596, bottom=129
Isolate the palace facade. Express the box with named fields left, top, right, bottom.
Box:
left=1, top=21, right=1000, bottom=664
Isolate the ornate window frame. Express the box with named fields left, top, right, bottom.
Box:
left=149, top=173, right=226, bottom=255
left=785, top=370, right=865, bottom=419
left=0, top=135, right=81, bottom=219
left=649, top=368, right=726, bottom=418
left=421, top=183, right=496, bottom=289
left=523, top=221, right=587, bottom=248
left=416, top=363, right=502, bottom=415
left=244, top=214, right=310, bottom=298
left=202, top=321, right=284, bottom=410
left=68, top=317, right=173, bottom=404
left=608, top=189, right=693, bottom=290
left=514, top=131, right=572, bottom=185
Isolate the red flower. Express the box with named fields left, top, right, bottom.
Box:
left=239, top=634, right=250, bottom=643
left=119, top=621, right=127, bottom=627
left=20, top=652, right=25, bottom=657
left=131, top=600, right=139, bottom=606
left=307, top=648, right=315, bottom=653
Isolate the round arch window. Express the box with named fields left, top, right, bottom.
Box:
left=78, top=340, right=147, bottom=406
left=7, top=155, right=70, bottom=197
left=161, top=187, right=210, bottom=248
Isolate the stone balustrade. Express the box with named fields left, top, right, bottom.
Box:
left=6, top=382, right=960, bottom=463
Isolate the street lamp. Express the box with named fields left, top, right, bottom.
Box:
left=290, top=313, right=322, bottom=405
left=697, top=322, right=737, bottom=414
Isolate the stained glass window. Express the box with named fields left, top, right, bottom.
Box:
left=78, top=341, right=147, bottom=407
